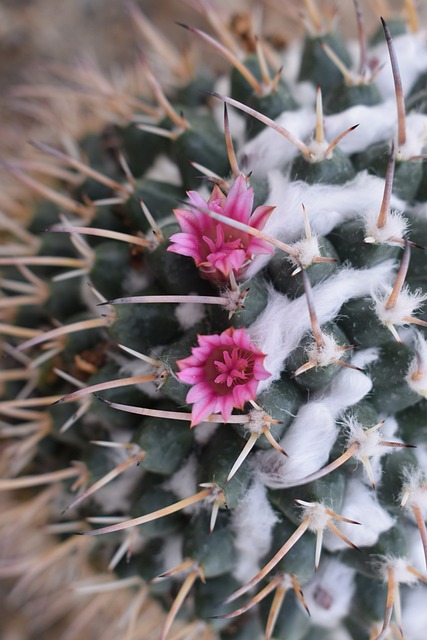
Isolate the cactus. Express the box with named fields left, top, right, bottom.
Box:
left=2, top=2, right=427, bottom=639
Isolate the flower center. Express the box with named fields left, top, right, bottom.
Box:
left=205, top=346, right=254, bottom=395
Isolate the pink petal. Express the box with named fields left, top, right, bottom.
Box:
left=177, top=366, right=205, bottom=385
left=187, top=382, right=214, bottom=403
left=232, top=384, right=252, bottom=407
left=249, top=205, right=275, bottom=230
left=224, top=175, right=254, bottom=223
left=191, top=396, right=216, bottom=427
left=216, top=394, right=235, bottom=423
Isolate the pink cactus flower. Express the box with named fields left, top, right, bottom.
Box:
left=176, top=327, right=271, bottom=426
left=168, top=175, right=275, bottom=283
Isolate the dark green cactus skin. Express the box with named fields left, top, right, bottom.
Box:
left=2, top=8, right=427, bottom=640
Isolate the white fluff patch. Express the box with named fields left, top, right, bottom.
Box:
left=256, top=365, right=373, bottom=488
left=301, top=558, right=356, bottom=628
left=406, top=332, right=427, bottom=399
left=380, top=556, right=421, bottom=586
left=250, top=261, right=394, bottom=387
left=163, top=455, right=199, bottom=513
left=305, top=333, right=344, bottom=368
left=371, top=31, right=427, bottom=99
left=160, top=534, right=184, bottom=575
left=287, top=235, right=322, bottom=269
left=324, top=100, right=397, bottom=154
left=364, top=208, right=408, bottom=245
left=239, top=107, right=314, bottom=176
left=398, top=113, right=427, bottom=160
left=402, top=586, right=427, bottom=640
left=268, top=170, right=402, bottom=243
left=401, top=467, right=427, bottom=515
left=324, top=478, right=395, bottom=552
left=174, top=300, right=205, bottom=330
left=231, top=479, right=279, bottom=583
left=255, top=401, right=338, bottom=488
left=144, top=153, right=182, bottom=185
left=372, top=284, right=427, bottom=328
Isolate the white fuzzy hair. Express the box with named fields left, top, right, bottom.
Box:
left=255, top=364, right=373, bottom=488
left=249, top=261, right=395, bottom=386
left=300, top=558, right=356, bottom=628
left=231, top=479, right=279, bottom=583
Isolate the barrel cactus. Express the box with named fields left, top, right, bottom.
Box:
left=2, top=2, right=427, bottom=639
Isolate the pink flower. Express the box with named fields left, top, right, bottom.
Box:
left=176, top=327, right=271, bottom=426
left=168, top=175, right=275, bottom=283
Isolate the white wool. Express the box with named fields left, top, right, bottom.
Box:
left=372, top=284, right=427, bottom=327
left=364, top=209, right=408, bottom=245
left=239, top=107, right=314, bottom=176
left=144, top=153, right=182, bottom=186
left=255, top=364, right=373, bottom=488
left=163, top=455, right=198, bottom=513
left=160, top=534, right=184, bottom=575
left=192, top=421, right=219, bottom=445
left=250, top=262, right=394, bottom=387
left=324, top=100, right=397, bottom=154
left=301, top=558, right=356, bottom=628
left=255, top=401, right=338, bottom=487
left=122, top=268, right=152, bottom=294
left=231, top=479, right=278, bottom=583
left=406, top=332, right=427, bottom=399
left=401, top=587, right=427, bottom=640
left=350, top=347, right=380, bottom=368
left=401, top=467, right=427, bottom=514
left=381, top=556, right=421, bottom=586
left=356, top=416, right=400, bottom=487
left=319, top=366, right=373, bottom=415
left=324, top=479, right=394, bottom=552
left=282, top=39, right=305, bottom=85
left=287, top=235, right=322, bottom=269
left=265, top=170, right=403, bottom=244
left=405, top=524, right=427, bottom=573
left=398, top=113, right=427, bottom=159
left=174, top=300, right=205, bottom=330
left=371, top=31, right=427, bottom=99
left=306, top=333, right=345, bottom=368
left=300, top=501, right=332, bottom=533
